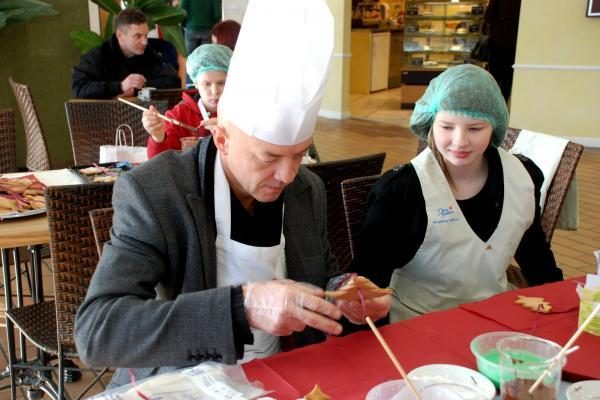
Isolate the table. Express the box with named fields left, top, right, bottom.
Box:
left=0, top=169, right=83, bottom=398
left=243, top=278, right=599, bottom=399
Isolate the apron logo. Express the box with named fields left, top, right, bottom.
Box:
left=433, top=206, right=459, bottom=224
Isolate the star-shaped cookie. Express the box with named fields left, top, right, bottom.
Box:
left=515, top=295, right=552, bottom=313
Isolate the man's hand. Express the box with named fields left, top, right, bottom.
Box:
left=142, top=105, right=166, bottom=142
left=243, top=280, right=343, bottom=336
left=121, top=73, right=146, bottom=97
left=336, top=294, right=391, bottom=325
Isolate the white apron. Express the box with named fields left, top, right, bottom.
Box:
left=213, top=153, right=286, bottom=362
left=389, top=148, right=535, bottom=322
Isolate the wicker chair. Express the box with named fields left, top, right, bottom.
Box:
left=341, top=175, right=380, bottom=260
left=5, top=183, right=114, bottom=399
left=89, top=207, right=114, bottom=258
left=8, top=77, right=51, bottom=171
left=65, top=99, right=168, bottom=165
left=148, top=88, right=186, bottom=109
left=0, top=108, right=18, bottom=173
left=305, top=153, right=386, bottom=271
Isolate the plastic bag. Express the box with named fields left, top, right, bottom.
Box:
left=99, top=124, right=148, bottom=164
left=470, top=35, right=490, bottom=62
left=89, top=362, right=271, bottom=400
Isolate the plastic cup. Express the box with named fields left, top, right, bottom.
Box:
left=497, top=336, right=564, bottom=400
left=180, top=136, right=200, bottom=150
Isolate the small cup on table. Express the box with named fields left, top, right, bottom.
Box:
left=497, top=336, right=564, bottom=400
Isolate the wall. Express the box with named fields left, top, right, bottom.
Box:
left=0, top=0, right=89, bottom=168
left=320, top=0, right=352, bottom=120
left=511, top=0, right=600, bottom=146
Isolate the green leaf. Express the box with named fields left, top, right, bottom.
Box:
left=103, top=14, right=114, bottom=38
left=145, top=5, right=185, bottom=26
left=133, top=0, right=167, bottom=10
left=90, top=0, right=122, bottom=15
left=70, top=30, right=104, bottom=54
left=160, top=24, right=186, bottom=57
left=0, top=0, right=58, bottom=27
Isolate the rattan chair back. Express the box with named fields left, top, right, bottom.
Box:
left=8, top=77, right=51, bottom=171
left=341, top=175, right=380, bottom=261
left=0, top=108, right=18, bottom=173
left=501, top=128, right=584, bottom=243
left=65, top=99, right=168, bottom=165
left=148, top=88, right=186, bottom=109
left=46, top=183, right=114, bottom=352
left=305, top=153, right=386, bottom=271
left=89, top=207, right=114, bottom=258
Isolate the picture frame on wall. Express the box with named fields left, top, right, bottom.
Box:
left=588, top=0, right=600, bottom=16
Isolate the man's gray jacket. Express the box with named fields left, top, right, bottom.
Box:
left=74, top=137, right=337, bottom=387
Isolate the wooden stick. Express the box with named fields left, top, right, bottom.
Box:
left=528, top=302, right=600, bottom=394
left=117, top=97, right=198, bottom=133
left=365, top=316, right=422, bottom=400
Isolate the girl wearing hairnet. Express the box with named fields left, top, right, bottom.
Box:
left=144, top=44, right=232, bottom=158
left=350, top=64, right=562, bottom=323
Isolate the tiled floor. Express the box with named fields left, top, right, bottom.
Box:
left=1, top=87, right=598, bottom=398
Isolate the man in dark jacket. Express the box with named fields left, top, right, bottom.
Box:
left=71, top=8, right=180, bottom=99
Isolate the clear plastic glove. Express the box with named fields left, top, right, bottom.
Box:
left=142, top=105, right=166, bottom=142
left=336, top=294, right=391, bottom=325
left=243, top=280, right=342, bottom=336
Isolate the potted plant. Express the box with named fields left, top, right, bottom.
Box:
left=0, top=0, right=58, bottom=29
left=70, top=0, right=187, bottom=56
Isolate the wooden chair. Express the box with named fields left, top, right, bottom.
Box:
left=89, top=207, right=114, bottom=258
left=65, top=99, right=168, bottom=165
left=5, top=183, right=114, bottom=399
left=0, top=108, right=18, bottom=173
left=341, top=175, right=380, bottom=260
left=8, top=77, right=51, bottom=171
left=305, top=153, right=386, bottom=271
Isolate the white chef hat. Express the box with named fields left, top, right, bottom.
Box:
left=218, top=0, right=334, bottom=146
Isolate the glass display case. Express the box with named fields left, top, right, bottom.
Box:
left=403, top=0, right=486, bottom=69
left=401, top=0, right=487, bottom=107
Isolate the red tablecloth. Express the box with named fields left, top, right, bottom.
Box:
left=243, top=277, right=599, bottom=399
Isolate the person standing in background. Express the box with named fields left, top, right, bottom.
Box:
left=181, top=0, right=222, bottom=55
left=483, top=0, right=521, bottom=102
left=211, top=19, right=241, bottom=50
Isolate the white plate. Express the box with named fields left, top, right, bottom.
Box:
left=566, top=380, right=600, bottom=400
left=0, top=208, right=46, bottom=221
left=407, top=364, right=496, bottom=400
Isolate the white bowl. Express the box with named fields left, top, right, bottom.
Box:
left=407, top=364, right=496, bottom=400
left=566, top=380, right=600, bottom=400
left=366, top=379, right=406, bottom=400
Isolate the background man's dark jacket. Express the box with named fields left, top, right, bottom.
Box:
left=72, top=34, right=180, bottom=99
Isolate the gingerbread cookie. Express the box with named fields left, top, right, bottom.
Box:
left=325, top=276, right=392, bottom=301
left=304, top=384, right=331, bottom=400
left=515, top=295, right=552, bottom=313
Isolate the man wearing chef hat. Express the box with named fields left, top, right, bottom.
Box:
left=74, top=0, right=391, bottom=389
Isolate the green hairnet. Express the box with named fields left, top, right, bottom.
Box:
left=186, top=44, right=233, bottom=83
left=409, top=64, right=508, bottom=147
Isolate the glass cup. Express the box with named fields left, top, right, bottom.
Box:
left=180, top=136, right=200, bottom=151
left=497, top=336, right=565, bottom=400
